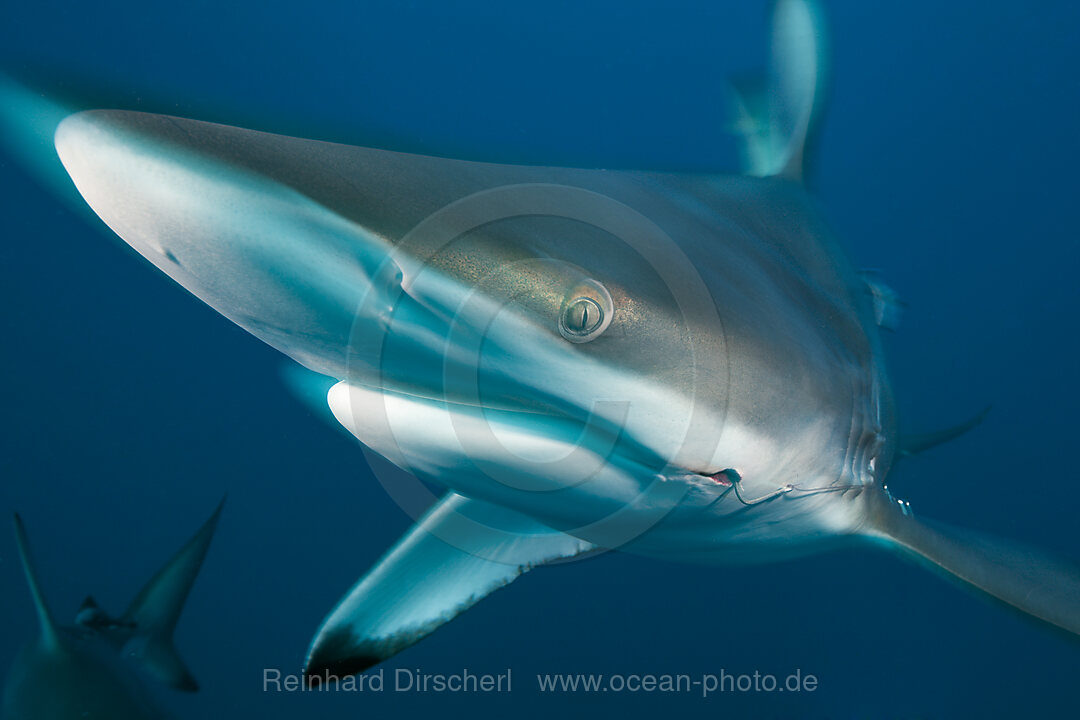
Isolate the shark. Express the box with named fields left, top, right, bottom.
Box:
left=13, top=0, right=1078, bottom=683
left=2, top=502, right=223, bottom=718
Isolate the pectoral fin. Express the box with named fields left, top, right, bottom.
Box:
left=866, top=490, right=1080, bottom=636
left=305, top=493, right=596, bottom=682
left=12, top=514, right=62, bottom=651
left=120, top=498, right=224, bottom=691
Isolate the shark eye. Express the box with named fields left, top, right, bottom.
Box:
left=558, top=279, right=613, bottom=343
left=562, top=298, right=602, bottom=336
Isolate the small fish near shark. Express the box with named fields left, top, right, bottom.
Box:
left=1, top=501, right=223, bottom=719
left=1, top=0, right=1078, bottom=689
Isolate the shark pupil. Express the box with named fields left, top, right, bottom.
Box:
left=562, top=297, right=603, bottom=338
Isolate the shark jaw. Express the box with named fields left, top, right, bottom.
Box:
left=326, top=379, right=874, bottom=559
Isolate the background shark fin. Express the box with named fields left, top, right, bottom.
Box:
left=730, top=0, right=829, bottom=180
left=866, top=490, right=1080, bottom=636
left=12, top=514, right=62, bottom=650
left=120, top=498, right=225, bottom=692
left=898, top=406, right=992, bottom=458
left=305, top=493, right=596, bottom=683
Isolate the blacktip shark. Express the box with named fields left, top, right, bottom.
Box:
left=1, top=501, right=223, bottom=718
left=12, top=0, right=1078, bottom=683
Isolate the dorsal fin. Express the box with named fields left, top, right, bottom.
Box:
left=120, top=498, right=225, bottom=692
left=12, top=514, right=62, bottom=650
left=730, top=0, right=829, bottom=181
left=75, top=594, right=105, bottom=629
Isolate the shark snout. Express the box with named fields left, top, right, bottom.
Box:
left=54, top=110, right=389, bottom=377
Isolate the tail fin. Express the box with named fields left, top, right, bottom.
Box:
left=729, top=0, right=829, bottom=181
left=120, top=498, right=225, bottom=692
left=12, top=514, right=62, bottom=650
left=865, top=490, right=1080, bottom=636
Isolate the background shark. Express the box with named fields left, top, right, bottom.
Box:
left=1, top=502, right=223, bottom=719
left=1, top=0, right=1078, bottom=717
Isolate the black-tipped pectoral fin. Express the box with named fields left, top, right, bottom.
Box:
left=304, top=494, right=596, bottom=684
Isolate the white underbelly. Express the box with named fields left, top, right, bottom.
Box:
left=327, top=381, right=864, bottom=561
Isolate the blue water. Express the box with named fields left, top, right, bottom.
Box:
left=1, top=1, right=1078, bottom=717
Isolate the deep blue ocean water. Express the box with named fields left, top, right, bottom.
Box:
left=1, top=1, right=1078, bottom=717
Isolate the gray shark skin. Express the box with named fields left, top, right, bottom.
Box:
left=2, top=502, right=223, bottom=719
left=22, top=0, right=1080, bottom=681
